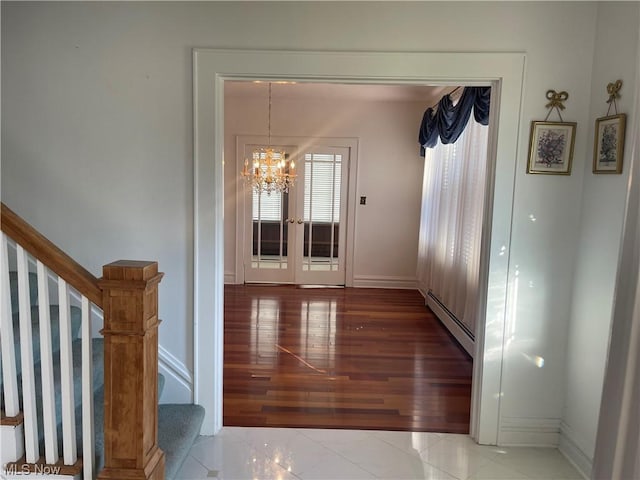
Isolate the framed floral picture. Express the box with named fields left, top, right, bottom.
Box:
left=527, top=121, right=577, bottom=175
left=593, top=114, right=626, bottom=174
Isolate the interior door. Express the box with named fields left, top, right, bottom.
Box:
left=243, top=145, right=297, bottom=284
left=294, top=147, right=349, bottom=285
left=243, top=143, right=349, bottom=285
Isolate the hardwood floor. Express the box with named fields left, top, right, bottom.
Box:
left=223, top=285, right=472, bottom=433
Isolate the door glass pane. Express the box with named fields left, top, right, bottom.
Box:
left=252, top=189, right=289, bottom=270
left=303, top=153, right=341, bottom=272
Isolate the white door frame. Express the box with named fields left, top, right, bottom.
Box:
left=193, top=48, right=525, bottom=440
left=235, top=135, right=358, bottom=286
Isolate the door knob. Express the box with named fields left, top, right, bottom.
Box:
left=297, top=219, right=304, bottom=224
left=285, top=218, right=295, bottom=224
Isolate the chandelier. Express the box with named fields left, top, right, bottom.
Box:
left=241, top=83, right=297, bottom=194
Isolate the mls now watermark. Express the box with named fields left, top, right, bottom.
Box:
left=2, top=463, right=62, bottom=476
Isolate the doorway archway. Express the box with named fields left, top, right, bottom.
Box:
left=193, top=49, right=525, bottom=443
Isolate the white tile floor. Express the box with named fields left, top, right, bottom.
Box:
left=175, top=427, right=585, bottom=480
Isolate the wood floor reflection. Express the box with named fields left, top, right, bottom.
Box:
left=223, top=285, right=472, bottom=433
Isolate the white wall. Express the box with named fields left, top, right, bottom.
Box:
left=224, top=87, right=426, bottom=286
left=561, top=3, right=640, bottom=476
left=592, top=35, right=640, bottom=476
left=1, top=1, right=625, bottom=434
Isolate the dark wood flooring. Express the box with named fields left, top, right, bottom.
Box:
left=223, top=285, right=472, bottom=433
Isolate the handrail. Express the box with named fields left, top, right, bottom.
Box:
left=0, top=203, right=102, bottom=307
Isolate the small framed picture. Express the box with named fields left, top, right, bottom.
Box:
left=527, top=121, right=577, bottom=175
left=593, top=114, right=626, bottom=174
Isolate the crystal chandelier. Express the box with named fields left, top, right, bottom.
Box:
left=241, top=83, right=297, bottom=194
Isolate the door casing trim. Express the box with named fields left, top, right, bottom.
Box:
left=193, top=48, right=526, bottom=442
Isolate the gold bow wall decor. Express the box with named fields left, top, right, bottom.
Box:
left=607, top=80, right=622, bottom=104
left=606, top=79, right=622, bottom=115
left=545, top=89, right=569, bottom=121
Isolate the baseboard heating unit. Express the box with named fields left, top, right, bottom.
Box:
left=426, top=291, right=475, bottom=357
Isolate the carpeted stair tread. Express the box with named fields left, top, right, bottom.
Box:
left=90, top=384, right=204, bottom=480
left=158, top=404, right=206, bottom=480
left=28, top=338, right=105, bottom=451
left=6, top=305, right=82, bottom=382
left=8, top=337, right=102, bottom=414
left=8, top=270, right=82, bottom=380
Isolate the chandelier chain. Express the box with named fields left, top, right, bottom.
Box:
left=268, top=82, right=272, bottom=145
left=240, top=81, right=297, bottom=194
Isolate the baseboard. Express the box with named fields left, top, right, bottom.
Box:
left=352, top=275, right=417, bottom=289
left=417, top=285, right=428, bottom=299
left=224, top=271, right=236, bottom=284
left=158, top=345, right=194, bottom=403
left=559, top=422, right=592, bottom=479
left=499, top=416, right=561, bottom=446
left=425, top=293, right=474, bottom=357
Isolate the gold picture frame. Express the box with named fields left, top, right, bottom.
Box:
left=527, top=121, right=577, bottom=175
left=593, top=114, right=626, bottom=174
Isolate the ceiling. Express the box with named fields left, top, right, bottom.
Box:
left=225, top=81, right=459, bottom=104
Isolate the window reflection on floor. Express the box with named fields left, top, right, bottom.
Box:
left=299, top=300, right=337, bottom=371
left=249, top=298, right=280, bottom=365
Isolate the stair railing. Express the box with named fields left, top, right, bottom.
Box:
left=0, top=203, right=164, bottom=479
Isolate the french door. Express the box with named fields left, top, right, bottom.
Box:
left=243, top=145, right=350, bottom=285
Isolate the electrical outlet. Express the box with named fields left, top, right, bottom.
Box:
left=360, top=196, right=367, bottom=205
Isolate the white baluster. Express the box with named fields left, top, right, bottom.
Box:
left=17, top=245, right=39, bottom=463
left=81, top=296, right=95, bottom=480
left=0, top=232, right=19, bottom=417
left=37, top=260, right=59, bottom=464
left=58, top=277, right=77, bottom=465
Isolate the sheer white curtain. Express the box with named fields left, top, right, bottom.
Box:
left=417, top=118, right=489, bottom=336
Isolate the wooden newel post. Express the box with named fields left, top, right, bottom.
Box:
left=97, top=261, right=165, bottom=480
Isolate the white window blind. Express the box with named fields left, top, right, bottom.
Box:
left=250, top=150, right=286, bottom=222
left=252, top=191, right=282, bottom=221
left=304, top=153, right=342, bottom=223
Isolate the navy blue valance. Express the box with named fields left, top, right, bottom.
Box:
left=419, top=86, right=491, bottom=156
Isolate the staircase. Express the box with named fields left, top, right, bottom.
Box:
left=0, top=204, right=205, bottom=479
